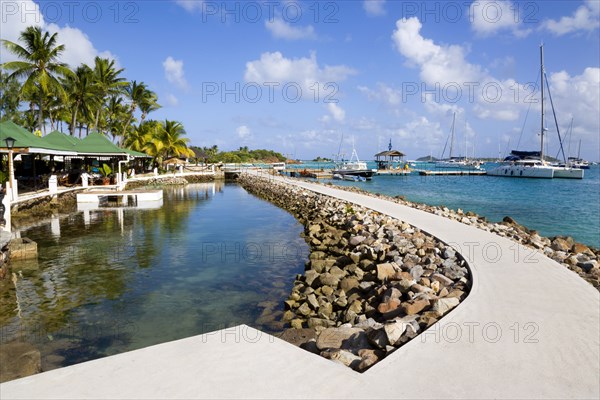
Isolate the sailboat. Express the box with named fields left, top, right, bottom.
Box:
left=436, top=113, right=481, bottom=169
left=488, top=44, right=583, bottom=179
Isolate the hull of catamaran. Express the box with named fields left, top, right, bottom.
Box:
left=551, top=166, right=584, bottom=179
left=486, top=163, right=555, bottom=178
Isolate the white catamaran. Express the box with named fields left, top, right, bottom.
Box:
left=488, top=44, right=584, bottom=179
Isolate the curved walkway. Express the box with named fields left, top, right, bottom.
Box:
left=2, top=173, right=598, bottom=399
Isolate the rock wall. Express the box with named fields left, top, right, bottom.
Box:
left=239, top=174, right=471, bottom=372
left=325, top=183, right=600, bottom=290
left=124, top=174, right=215, bottom=189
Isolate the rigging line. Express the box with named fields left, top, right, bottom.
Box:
left=516, top=71, right=541, bottom=150
left=544, top=71, right=567, bottom=163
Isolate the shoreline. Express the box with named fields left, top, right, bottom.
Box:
left=315, top=179, right=600, bottom=290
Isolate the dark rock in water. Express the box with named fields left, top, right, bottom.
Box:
left=0, top=341, right=42, bottom=383
left=279, top=328, right=317, bottom=347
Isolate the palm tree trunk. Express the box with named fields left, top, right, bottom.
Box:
left=121, top=106, right=135, bottom=145
left=38, top=91, right=44, bottom=132
left=94, top=109, right=101, bottom=132
left=70, top=107, right=78, bottom=136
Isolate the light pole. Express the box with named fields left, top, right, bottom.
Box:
left=4, top=136, right=15, bottom=199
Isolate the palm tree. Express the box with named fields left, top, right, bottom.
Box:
left=142, top=120, right=193, bottom=163
left=155, top=120, right=194, bottom=159
left=91, top=57, right=127, bottom=131
left=62, top=64, right=100, bottom=137
left=124, top=120, right=158, bottom=152
left=139, top=91, right=160, bottom=124
left=105, top=95, right=128, bottom=140
left=121, top=80, right=157, bottom=140
left=1, top=26, right=73, bottom=131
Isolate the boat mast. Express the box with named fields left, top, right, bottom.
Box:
left=449, top=112, right=456, bottom=159
left=578, top=138, right=582, bottom=160
left=540, top=44, right=546, bottom=163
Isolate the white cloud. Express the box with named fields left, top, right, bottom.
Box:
left=387, top=116, right=445, bottom=151
left=392, top=17, right=486, bottom=85
left=358, top=83, right=402, bottom=107
left=265, top=18, right=316, bottom=40
left=327, top=103, right=346, bottom=122
left=162, top=56, right=188, bottom=90
left=541, top=0, right=600, bottom=36
left=546, top=67, right=600, bottom=144
left=0, top=0, right=117, bottom=67
left=244, top=51, right=356, bottom=100
left=175, top=0, right=204, bottom=13
left=391, top=17, right=527, bottom=122
left=165, top=93, right=179, bottom=107
left=469, top=0, right=532, bottom=38
left=363, top=0, right=386, bottom=16
left=236, top=125, right=252, bottom=139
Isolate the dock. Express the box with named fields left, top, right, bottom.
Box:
left=76, top=189, right=163, bottom=207
left=376, top=169, right=412, bottom=176
left=415, top=169, right=486, bottom=176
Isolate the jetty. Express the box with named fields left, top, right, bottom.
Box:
left=1, top=170, right=598, bottom=399
left=415, top=169, right=486, bottom=176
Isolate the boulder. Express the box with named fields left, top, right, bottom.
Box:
left=279, top=328, right=317, bottom=347
left=400, top=299, right=430, bottom=315
left=320, top=349, right=362, bottom=369
left=431, top=273, right=453, bottom=287
left=431, top=297, right=460, bottom=316
left=316, top=327, right=369, bottom=350
left=376, top=262, right=398, bottom=281
left=551, top=238, right=571, bottom=252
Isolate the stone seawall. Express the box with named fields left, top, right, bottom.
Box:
left=239, top=174, right=472, bottom=372
left=124, top=174, right=215, bottom=190
left=328, top=184, right=600, bottom=290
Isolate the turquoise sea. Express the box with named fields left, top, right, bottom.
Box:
left=297, top=162, right=599, bottom=248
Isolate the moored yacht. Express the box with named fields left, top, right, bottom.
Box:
left=487, top=44, right=583, bottom=180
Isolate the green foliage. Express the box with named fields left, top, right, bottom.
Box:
left=0, top=170, right=6, bottom=185
left=313, top=156, right=332, bottom=162
left=100, top=163, right=112, bottom=177
left=191, top=146, right=286, bottom=163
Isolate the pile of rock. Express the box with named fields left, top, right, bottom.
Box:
left=324, top=183, right=600, bottom=290
left=239, top=175, right=470, bottom=372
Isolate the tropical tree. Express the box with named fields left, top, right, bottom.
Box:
left=91, top=56, right=127, bottom=131
left=154, top=120, right=194, bottom=159
left=62, top=64, right=100, bottom=136
left=139, top=91, right=160, bottom=124
left=0, top=69, right=22, bottom=121
left=121, top=80, right=156, bottom=140
left=105, top=95, right=129, bottom=140
left=124, top=120, right=158, bottom=152
left=1, top=26, right=73, bottom=131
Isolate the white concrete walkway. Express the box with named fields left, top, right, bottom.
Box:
left=1, top=172, right=598, bottom=399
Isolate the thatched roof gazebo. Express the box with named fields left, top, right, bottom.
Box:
left=375, top=149, right=406, bottom=170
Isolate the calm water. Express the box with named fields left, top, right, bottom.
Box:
left=1, top=183, right=308, bottom=370
left=326, top=163, right=600, bottom=248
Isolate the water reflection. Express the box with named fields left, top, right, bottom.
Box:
left=0, top=182, right=307, bottom=373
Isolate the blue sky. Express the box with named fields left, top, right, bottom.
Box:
left=1, top=0, right=599, bottom=160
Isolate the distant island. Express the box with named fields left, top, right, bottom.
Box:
left=312, top=157, right=333, bottom=162
left=416, top=156, right=438, bottom=162
left=190, top=146, right=286, bottom=164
